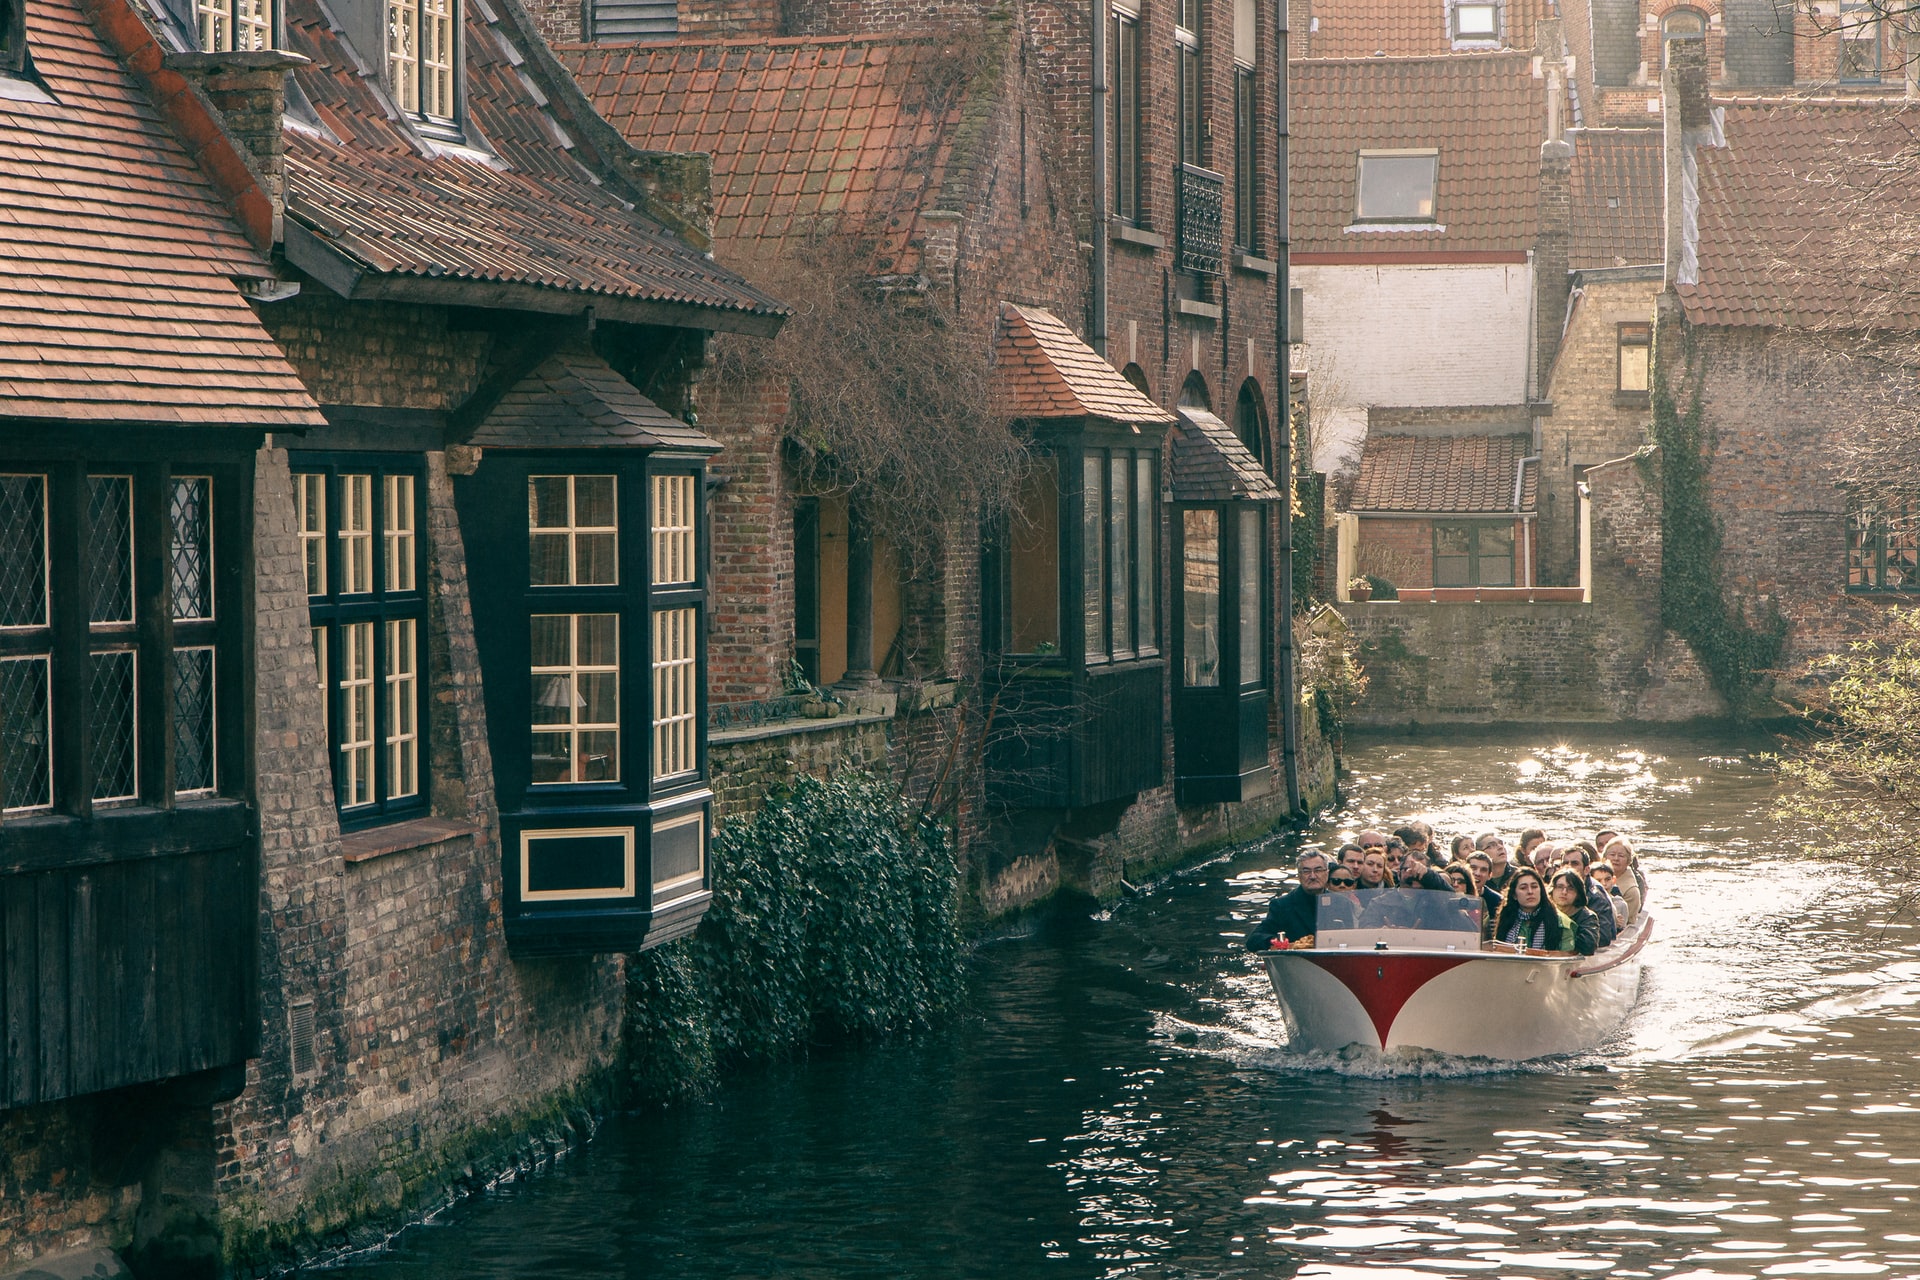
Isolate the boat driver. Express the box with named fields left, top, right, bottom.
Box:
left=1244, top=850, right=1330, bottom=951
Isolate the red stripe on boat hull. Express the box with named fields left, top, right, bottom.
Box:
left=1301, top=954, right=1475, bottom=1047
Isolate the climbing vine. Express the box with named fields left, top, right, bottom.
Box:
left=624, top=771, right=964, bottom=1105
left=1648, top=321, right=1786, bottom=716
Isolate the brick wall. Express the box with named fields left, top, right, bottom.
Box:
left=1340, top=447, right=1722, bottom=724
left=257, top=292, right=488, bottom=410
left=701, top=363, right=793, bottom=705
left=1538, top=275, right=1659, bottom=583
left=1687, top=325, right=1906, bottom=699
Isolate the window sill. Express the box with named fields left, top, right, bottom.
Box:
left=1112, top=222, right=1167, bottom=251
left=1844, top=586, right=1920, bottom=597
left=341, top=816, right=478, bottom=865
left=1232, top=251, right=1276, bottom=275
left=1613, top=391, right=1651, bottom=408
left=709, top=706, right=894, bottom=747
left=1177, top=298, right=1222, bottom=322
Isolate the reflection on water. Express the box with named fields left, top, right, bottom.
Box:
left=324, top=733, right=1920, bottom=1280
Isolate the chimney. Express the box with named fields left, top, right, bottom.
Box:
left=165, top=51, right=307, bottom=241
left=1661, top=38, right=1714, bottom=289
left=1534, top=136, right=1573, bottom=396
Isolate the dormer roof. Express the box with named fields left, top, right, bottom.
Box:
left=279, top=0, right=787, bottom=333
left=994, top=304, right=1177, bottom=426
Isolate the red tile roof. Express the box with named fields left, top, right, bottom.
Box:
left=0, top=0, right=322, bottom=426
left=994, top=304, right=1176, bottom=425
left=1680, top=100, right=1920, bottom=329
left=1295, top=0, right=1557, bottom=59
left=1569, top=127, right=1664, bottom=270
left=281, top=0, right=784, bottom=331
left=559, top=34, right=972, bottom=276
left=1291, top=53, right=1547, bottom=256
left=1351, top=432, right=1538, bottom=512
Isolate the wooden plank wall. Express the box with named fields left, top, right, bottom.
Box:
left=0, top=846, right=252, bottom=1107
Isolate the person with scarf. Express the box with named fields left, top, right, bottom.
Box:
left=1491, top=868, right=1575, bottom=952
left=1549, top=870, right=1605, bottom=956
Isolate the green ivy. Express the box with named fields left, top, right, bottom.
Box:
left=1649, top=320, right=1786, bottom=716
left=624, top=771, right=963, bottom=1104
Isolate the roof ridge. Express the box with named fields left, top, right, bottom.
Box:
left=555, top=29, right=955, bottom=51
left=1291, top=48, right=1534, bottom=67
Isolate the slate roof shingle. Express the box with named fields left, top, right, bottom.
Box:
left=1294, top=0, right=1556, bottom=60
left=1170, top=407, right=1283, bottom=502
left=469, top=348, right=720, bottom=452
left=994, top=304, right=1177, bottom=426
left=1680, top=100, right=1920, bottom=329
left=1351, top=433, right=1538, bottom=512
left=1291, top=53, right=1547, bottom=256
left=281, top=0, right=785, bottom=328
left=1569, top=127, right=1664, bottom=270
left=0, top=0, right=322, bottom=426
left=560, top=34, right=971, bottom=276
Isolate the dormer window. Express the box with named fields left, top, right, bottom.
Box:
left=196, top=0, right=270, bottom=51
left=1, top=0, right=27, bottom=74
left=1452, top=0, right=1497, bottom=41
left=1355, top=149, right=1438, bottom=223
left=389, top=0, right=457, bottom=125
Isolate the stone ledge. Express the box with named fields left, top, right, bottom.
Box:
left=709, top=709, right=894, bottom=747
left=1112, top=222, right=1167, bottom=250
left=1231, top=251, right=1276, bottom=275
left=340, top=816, right=479, bottom=865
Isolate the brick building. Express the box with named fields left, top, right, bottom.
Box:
left=555, top=0, right=1333, bottom=906
left=1659, top=60, right=1919, bottom=702
left=2, top=0, right=788, bottom=1264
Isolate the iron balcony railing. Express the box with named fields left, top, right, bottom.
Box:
left=1177, top=163, right=1225, bottom=276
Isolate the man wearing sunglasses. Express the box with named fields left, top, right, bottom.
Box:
left=1244, top=850, right=1332, bottom=951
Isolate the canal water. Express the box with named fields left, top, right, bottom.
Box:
left=329, top=732, right=1920, bottom=1279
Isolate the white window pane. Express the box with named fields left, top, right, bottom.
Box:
left=1357, top=153, right=1437, bottom=221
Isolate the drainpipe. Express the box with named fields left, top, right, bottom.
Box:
left=1091, top=0, right=1109, bottom=356
left=1516, top=456, right=1540, bottom=588
left=1275, top=0, right=1300, bottom=815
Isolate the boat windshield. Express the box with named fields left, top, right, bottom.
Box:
left=1314, top=887, right=1483, bottom=945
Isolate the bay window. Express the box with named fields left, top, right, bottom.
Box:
left=293, top=458, right=427, bottom=823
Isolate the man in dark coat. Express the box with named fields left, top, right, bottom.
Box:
left=1244, top=850, right=1331, bottom=950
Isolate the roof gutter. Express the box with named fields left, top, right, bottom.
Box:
left=1515, top=454, right=1539, bottom=512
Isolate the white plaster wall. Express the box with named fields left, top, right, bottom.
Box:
left=1296, top=262, right=1536, bottom=475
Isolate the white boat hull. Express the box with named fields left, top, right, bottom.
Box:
left=1261, top=913, right=1652, bottom=1060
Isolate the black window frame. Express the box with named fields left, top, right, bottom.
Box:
left=1232, top=65, right=1258, bottom=251
left=1112, top=6, right=1144, bottom=225
left=0, top=460, right=249, bottom=820
left=1846, top=501, right=1917, bottom=594
left=1177, top=0, right=1204, bottom=169
left=1, top=0, right=26, bottom=75
left=1172, top=499, right=1267, bottom=693
left=644, top=465, right=707, bottom=794
left=291, top=455, right=431, bottom=829
left=1433, top=519, right=1516, bottom=588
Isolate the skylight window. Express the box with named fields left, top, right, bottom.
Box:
left=1355, top=151, right=1438, bottom=223
left=1453, top=2, right=1497, bottom=39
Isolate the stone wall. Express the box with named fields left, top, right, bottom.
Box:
left=1341, top=446, right=1723, bottom=725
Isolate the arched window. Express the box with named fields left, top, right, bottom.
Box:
left=1661, top=7, right=1705, bottom=66
left=1234, top=380, right=1267, bottom=471
left=1179, top=371, right=1211, bottom=410
left=1122, top=363, right=1151, bottom=397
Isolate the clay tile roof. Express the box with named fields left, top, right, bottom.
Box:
left=994, top=304, right=1177, bottom=426
left=1569, top=128, right=1664, bottom=270
left=281, top=0, right=784, bottom=331
left=1295, top=0, right=1556, bottom=59
left=469, top=348, right=719, bottom=451
left=559, top=34, right=974, bottom=277
left=1169, top=407, right=1283, bottom=502
left=0, top=0, right=322, bottom=427
left=1680, top=100, right=1920, bottom=330
left=1351, top=433, right=1537, bottom=512
left=1291, top=52, right=1547, bottom=256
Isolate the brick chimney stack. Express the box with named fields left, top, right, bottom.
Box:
left=1661, top=38, right=1713, bottom=289
left=165, top=50, right=306, bottom=241
left=1534, top=136, right=1573, bottom=398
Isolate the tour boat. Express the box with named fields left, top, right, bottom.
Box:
left=1259, top=888, right=1653, bottom=1060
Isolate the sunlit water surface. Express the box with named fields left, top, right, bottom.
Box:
left=324, top=733, right=1920, bottom=1279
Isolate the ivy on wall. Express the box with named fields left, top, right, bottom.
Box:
left=1649, top=318, right=1786, bottom=716
left=625, top=772, right=964, bottom=1104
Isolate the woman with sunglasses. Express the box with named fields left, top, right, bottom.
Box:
left=1491, top=868, right=1575, bottom=953
left=1321, top=867, right=1363, bottom=929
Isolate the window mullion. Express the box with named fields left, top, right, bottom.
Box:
left=45, top=465, right=89, bottom=817
left=135, top=466, right=175, bottom=805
